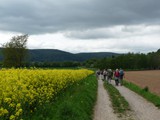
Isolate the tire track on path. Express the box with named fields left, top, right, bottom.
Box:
left=93, top=79, right=119, bottom=120
left=114, top=81, right=160, bottom=120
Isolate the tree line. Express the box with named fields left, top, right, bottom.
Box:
left=1, top=34, right=160, bottom=70
left=29, top=50, right=160, bottom=70
left=85, top=50, right=160, bottom=70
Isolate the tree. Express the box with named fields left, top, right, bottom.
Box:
left=2, top=34, right=28, bottom=68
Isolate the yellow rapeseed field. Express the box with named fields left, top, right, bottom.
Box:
left=0, top=68, right=93, bottom=120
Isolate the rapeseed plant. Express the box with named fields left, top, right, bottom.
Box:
left=0, top=68, right=93, bottom=120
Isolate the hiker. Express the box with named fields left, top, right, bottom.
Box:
left=96, top=69, right=100, bottom=79
left=103, top=69, right=108, bottom=81
left=107, top=69, right=113, bottom=84
left=100, top=70, right=104, bottom=80
left=119, top=68, right=124, bottom=86
left=114, top=69, right=120, bottom=86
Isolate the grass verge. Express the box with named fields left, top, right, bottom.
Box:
left=124, top=80, right=160, bottom=108
left=104, top=81, right=130, bottom=116
left=25, top=74, right=97, bottom=120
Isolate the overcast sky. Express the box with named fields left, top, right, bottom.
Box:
left=0, top=0, right=160, bottom=53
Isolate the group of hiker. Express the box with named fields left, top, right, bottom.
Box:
left=96, top=68, right=124, bottom=86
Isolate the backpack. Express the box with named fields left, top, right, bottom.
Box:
left=119, top=70, right=124, bottom=76
left=115, top=71, right=119, bottom=77
left=107, top=69, right=112, bottom=76
left=103, top=71, right=107, bottom=75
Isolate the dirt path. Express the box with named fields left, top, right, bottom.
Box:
left=93, top=76, right=160, bottom=120
left=93, top=79, right=119, bottom=120
left=110, top=80, right=160, bottom=120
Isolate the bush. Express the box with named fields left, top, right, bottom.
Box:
left=143, top=86, right=149, bottom=92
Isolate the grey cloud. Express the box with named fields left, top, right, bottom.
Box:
left=64, top=28, right=115, bottom=39
left=0, top=0, right=160, bottom=34
left=65, top=25, right=160, bottom=39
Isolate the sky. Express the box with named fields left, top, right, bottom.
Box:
left=0, top=0, right=160, bottom=53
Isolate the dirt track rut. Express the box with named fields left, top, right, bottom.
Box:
left=115, top=83, right=160, bottom=120
left=93, top=79, right=119, bottom=120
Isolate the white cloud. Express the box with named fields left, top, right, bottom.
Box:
left=0, top=31, right=20, bottom=45
left=0, top=24, right=160, bottom=53
left=26, top=25, right=160, bottom=53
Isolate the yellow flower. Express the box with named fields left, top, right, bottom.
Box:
left=4, top=98, right=12, bottom=103
left=15, top=108, right=22, bottom=116
left=0, top=108, right=8, bottom=116
left=3, top=109, right=8, bottom=114
left=9, top=115, right=15, bottom=120
left=0, top=68, right=93, bottom=119
left=16, top=103, right=21, bottom=109
left=9, top=103, right=15, bottom=108
left=18, top=109, right=23, bottom=114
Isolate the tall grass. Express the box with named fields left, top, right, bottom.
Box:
left=27, top=74, right=97, bottom=120
left=124, top=80, right=160, bottom=108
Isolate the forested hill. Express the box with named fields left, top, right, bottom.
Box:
left=0, top=49, right=119, bottom=62
left=75, top=52, right=118, bottom=61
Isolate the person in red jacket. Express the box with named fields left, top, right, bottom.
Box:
left=114, top=69, right=120, bottom=86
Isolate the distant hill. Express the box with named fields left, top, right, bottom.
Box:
left=75, top=52, right=118, bottom=61
left=0, top=49, right=119, bottom=62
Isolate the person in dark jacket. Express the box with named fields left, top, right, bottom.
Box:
left=119, top=68, right=124, bottom=86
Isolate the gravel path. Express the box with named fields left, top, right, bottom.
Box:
left=115, top=82, right=160, bottom=120
left=93, top=79, right=119, bottom=120
left=93, top=76, right=160, bottom=120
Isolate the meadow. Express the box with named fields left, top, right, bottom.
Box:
left=0, top=68, right=94, bottom=120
